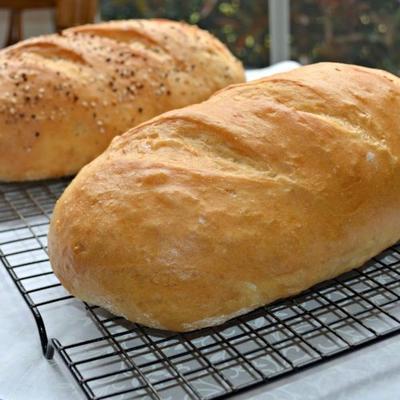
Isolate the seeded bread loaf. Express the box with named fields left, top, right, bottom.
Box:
left=49, top=62, right=400, bottom=331
left=0, top=19, right=244, bottom=181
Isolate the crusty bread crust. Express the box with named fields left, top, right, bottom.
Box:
left=0, top=19, right=244, bottom=181
left=49, top=62, right=400, bottom=331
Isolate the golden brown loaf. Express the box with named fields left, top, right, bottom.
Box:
left=49, top=62, right=400, bottom=331
left=0, top=19, right=244, bottom=182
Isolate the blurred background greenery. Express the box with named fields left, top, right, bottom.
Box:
left=100, top=0, right=400, bottom=74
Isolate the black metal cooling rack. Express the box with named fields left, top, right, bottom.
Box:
left=2, top=179, right=400, bottom=400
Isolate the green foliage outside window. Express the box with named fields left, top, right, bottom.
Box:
left=292, top=0, right=400, bottom=74
left=101, top=0, right=400, bottom=74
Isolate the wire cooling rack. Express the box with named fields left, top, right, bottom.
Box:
left=2, top=180, right=400, bottom=400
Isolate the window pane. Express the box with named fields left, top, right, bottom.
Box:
left=291, top=0, right=400, bottom=74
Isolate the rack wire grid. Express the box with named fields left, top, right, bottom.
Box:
left=2, top=179, right=400, bottom=400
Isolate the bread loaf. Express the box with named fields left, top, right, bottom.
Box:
left=0, top=19, right=244, bottom=181
left=48, top=62, right=400, bottom=331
